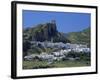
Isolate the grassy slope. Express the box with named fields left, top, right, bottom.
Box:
left=66, top=27, right=90, bottom=46
left=23, top=60, right=90, bottom=69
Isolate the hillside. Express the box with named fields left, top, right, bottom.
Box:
left=66, top=27, right=90, bottom=47
left=23, top=20, right=70, bottom=43
left=23, top=21, right=90, bottom=56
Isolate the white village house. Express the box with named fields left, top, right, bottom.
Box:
left=24, top=42, right=90, bottom=62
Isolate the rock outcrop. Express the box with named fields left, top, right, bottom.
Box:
left=23, top=20, right=70, bottom=43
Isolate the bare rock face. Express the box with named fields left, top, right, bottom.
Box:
left=23, top=20, right=70, bottom=43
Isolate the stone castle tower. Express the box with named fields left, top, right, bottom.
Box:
left=51, top=20, right=56, bottom=24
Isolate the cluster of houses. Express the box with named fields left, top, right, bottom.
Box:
left=30, top=41, right=90, bottom=53
left=24, top=50, right=71, bottom=63
left=24, top=41, right=90, bottom=63
left=30, top=41, right=88, bottom=49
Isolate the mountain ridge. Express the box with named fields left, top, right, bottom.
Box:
left=23, top=20, right=90, bottom=47
left=66, top=27, right=90, bottom=47
left=23, top=20, right=70, bottom=43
